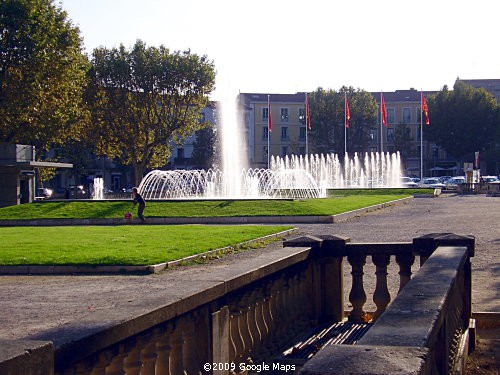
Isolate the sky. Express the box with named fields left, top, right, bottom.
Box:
left=59, top=0, right=500, bottom=101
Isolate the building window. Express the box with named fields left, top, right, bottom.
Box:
left=402, top=108, right=411, bottom=123
left=416, top=107, right=421, bottom=123
left=263, top=126, right=269, bottom=140
left=299, top=127, right=306, bottom=140
left=281, top=126, right=288, bottom=140
left=177, top=148, right=184, bottom=159
left=369, top=130, right=377, bottom=141
left=280, top=108, right=289, bottom=122
left=200, top=112, right=206, bottom=123
left=387, top=108, right=395, bottom=124
left=263, top=146, right=268, bottom=162
left=281, top=146, right=288, bottom=156
left=298, top=108, right=306, bottom=124
left=417, top=126, right=422, bottom=141
left=262, top=107, right=269, bottom=122
left=387, top=128, right=395, bottom=142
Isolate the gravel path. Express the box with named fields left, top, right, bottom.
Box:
left=0, top=194, right=498, bottom=343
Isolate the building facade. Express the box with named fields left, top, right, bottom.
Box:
left=238, top=89, right=451, bottom=177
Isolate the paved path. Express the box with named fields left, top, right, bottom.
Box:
left=0, top=194, right=498, bottom=344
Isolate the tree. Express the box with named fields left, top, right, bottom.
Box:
left=191, top=123, right=217, bottom=169
left=309, top=86, right=377, bottom=155
left=427, top=81, right=499, bottom=170
left=87, top=40, right=216, bottom=185
left=0, top=0, right=89, bottom=154
left=394, top=122, right=413, bottom=159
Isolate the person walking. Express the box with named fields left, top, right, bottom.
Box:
left=132, top=187, right=146, bottom=223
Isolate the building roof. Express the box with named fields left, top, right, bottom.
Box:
left=459, top=79, right=500, bottom=102
left=240, top=92, right=308, bottom=104
left=239, top=90, right=436, bottom=105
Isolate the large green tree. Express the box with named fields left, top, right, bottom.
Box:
left=309, top=86, right=378, bottom=155
left=191, top=123, right=217, bottom=169
left=0, top=0, right=89, bottom=154
left=87, top=40, right=216, bottom=184
left=427, top=81, right=499, bottom=171
left=394, top=122, right=413, bottom=158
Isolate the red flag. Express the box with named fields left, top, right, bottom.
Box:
left=421, top=92, right=430, bottom=125
left=381, top=93, right=388, bottom=128
left=268, top=95, right=273, bottom=132
left=345, top=94, right=351, bottom=128
left=305, top=93, right=311, bottom=130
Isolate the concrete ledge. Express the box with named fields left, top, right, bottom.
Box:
left=300, top=345, right=429, bottom=375
left=0, top=339, right=54, bottom=375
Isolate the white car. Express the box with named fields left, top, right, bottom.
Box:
left=419, top=178, right=446, bottom=189
left=400, top=177, right=419, bottom=188
left=482, top=176, right=500, bottom=183
left=446, top=177, right=466, bottom=190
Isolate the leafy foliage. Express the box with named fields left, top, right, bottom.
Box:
left=87, top=40, right=216, bottom=184
left=0, top=0, right=89, bottom=154
left=191, top=121, right=217, bottom=169
left=309, top=86, right=378, bottom=155
left=427, top=81, right=499, bottom=166
left=394, top=122, right=413, bottom=158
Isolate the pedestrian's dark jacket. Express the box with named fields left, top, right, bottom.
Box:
left=134, top=193, right=146, bottom=206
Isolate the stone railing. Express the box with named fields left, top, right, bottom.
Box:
left=301, top=233, right=475, bottom=375
left=0, top=233, right=474, bottom=375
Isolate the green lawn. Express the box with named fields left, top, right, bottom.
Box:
left=0, top=225, right=293, bottom=266
left=0, top=189, right=426, bottom=220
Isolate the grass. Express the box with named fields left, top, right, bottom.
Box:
left=0, top=225, right=293, bottom=266
left=0, top=189, right=428, bottom=220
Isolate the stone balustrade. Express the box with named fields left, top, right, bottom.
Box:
left=0, top=233, right=474, bottom=375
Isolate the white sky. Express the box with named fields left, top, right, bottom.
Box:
left=59, top=0, right=500, bottom=101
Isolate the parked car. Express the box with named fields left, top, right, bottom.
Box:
left=419, top=178, right=446, bottom=189
left=35, top=187, right=53, bottom=199
left=400, top=177, right=419, bottom=188
left=438, top=176, right=452, bottom=184
left=445, top=176, right=466, bottom=190
left=481, top=176, right=500, bottom=183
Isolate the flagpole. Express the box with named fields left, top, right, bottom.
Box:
left=267, top=94, right=270, bottom=169
left=305, top=93, right=309, bottom=156
left=420, top=90, right=424, bottom=180
left=344, top=93, right=347, bottom=156
left=380, top=92, right=383, bottom=153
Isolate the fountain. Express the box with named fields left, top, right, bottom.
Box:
left=138, top=151, right=402, bottom=200
left=93, top=177, right=104, bottom=200
left=138, top=91, right=403, bottom=200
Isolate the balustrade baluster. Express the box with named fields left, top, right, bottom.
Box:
left=155, top=324, right=173, bottom=375
left=256, top=297, right=269, bottom=343
left=229, top=309, right=244, bottom=362
left=105, top=344, right=127, bottom=375
left=182, top=314, right=201, bottom=375
left=347, top=253, right=367, bottom=323
left=72, top=362, right=91, bottom=375
left=122, top=338, right=143, bottom=375
left=247, top=290, right=261, bottom=349
left=372, top=254, right=391, bottom=320
left=169, top=325, right=184, bottom=375
left=140, top=338, right=158, bottom=375
left=238, top=294, right=254, bottom=358
left=89, top=351, right=113, bottom=375
left=396, top=253, right=415, bottom=292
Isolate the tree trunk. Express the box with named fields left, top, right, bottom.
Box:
left=133, top=163, right=144, bottom=187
